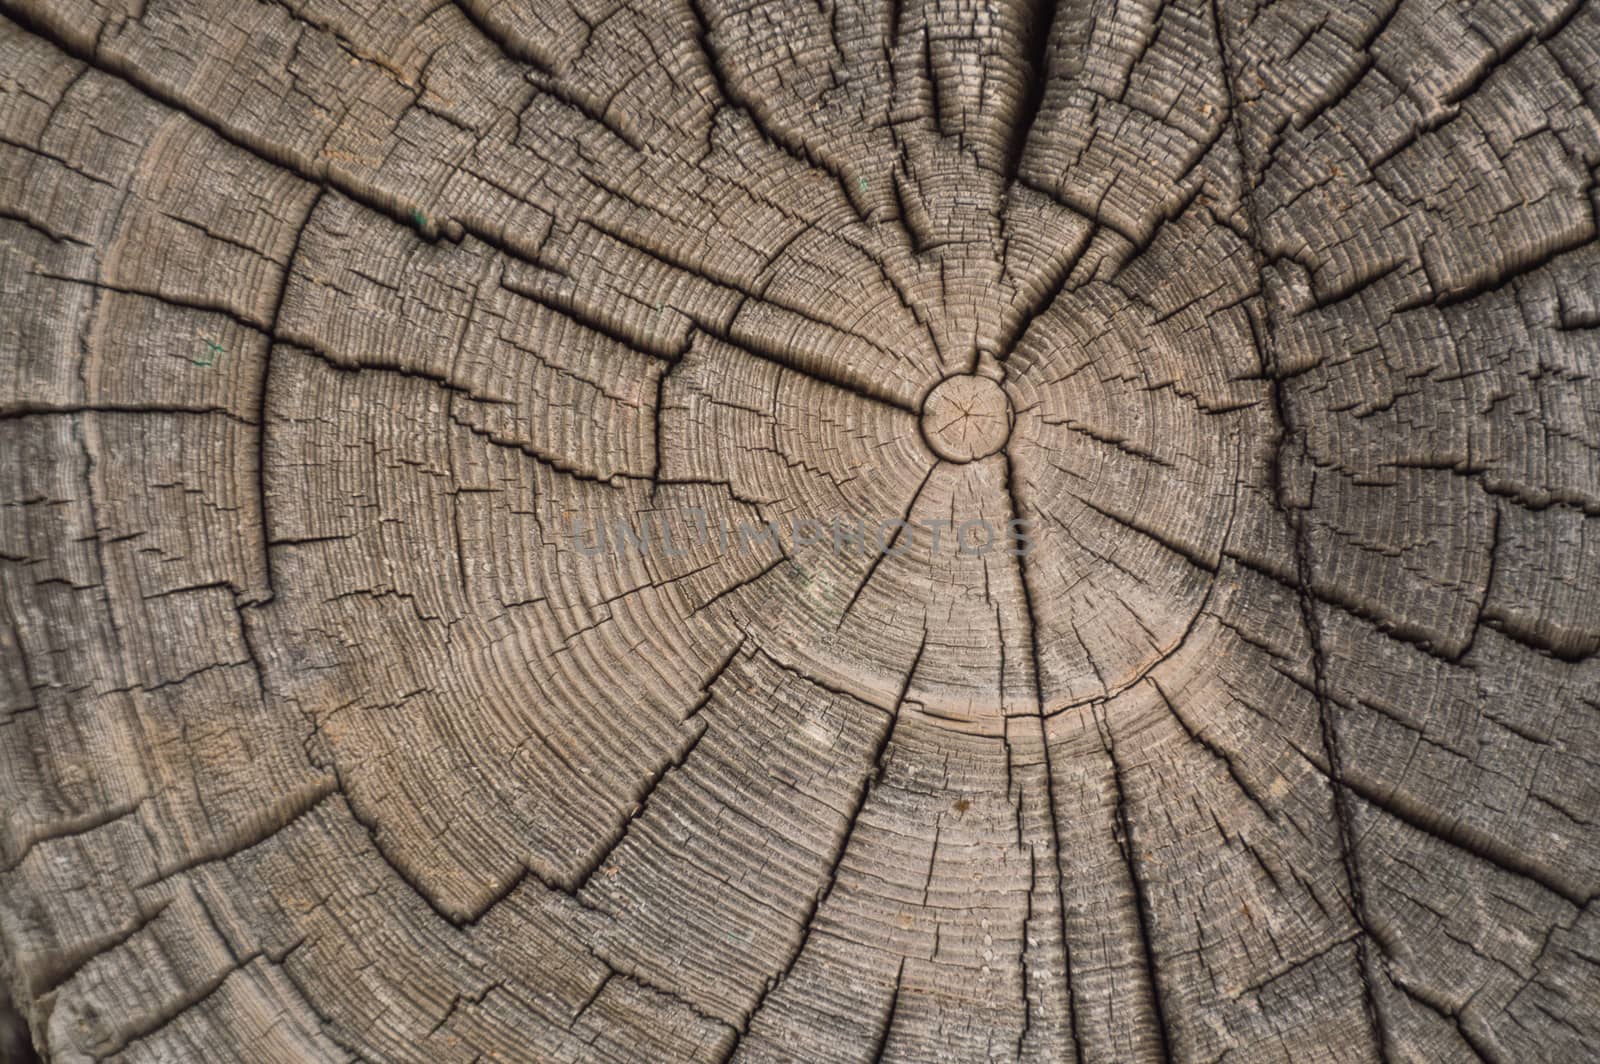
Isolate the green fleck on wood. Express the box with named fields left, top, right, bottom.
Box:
left=193, top=339, right=225, bottom=367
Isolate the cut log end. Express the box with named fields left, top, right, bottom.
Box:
left=2, top=0, right=1598, bottom=1062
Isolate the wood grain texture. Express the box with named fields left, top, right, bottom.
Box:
left=1, top=0, right=1597, bottom=1060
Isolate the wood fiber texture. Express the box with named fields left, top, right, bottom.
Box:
left=1, top=0, right=1598, bottom=1061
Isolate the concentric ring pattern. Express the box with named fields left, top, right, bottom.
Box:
left=1, top=1, right=1598, bottom=1062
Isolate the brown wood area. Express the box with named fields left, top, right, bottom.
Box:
left=2, top=1, right=1598, bottom=1060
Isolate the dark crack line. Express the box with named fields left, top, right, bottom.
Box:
left=682, top=634, right=752, bottom=723
left=748, top=641, right=896, bottom=718
left=1094, top=705, right=1174, bottom=1062
left=1386, top=977, right=1496, bottom=1064
left=686, top=0, right=941, bottom=362
left=1149, top=677, right=1277, bottom=824
left=24, top=270, right=269, bottom=333
left=1211, top=2, right=1390, bottom=1058
left=598, top=960, right=740, bottom=1040
left=994, top=220, right=1098, bottom=362
left=721, top=630, right=926, bottom=1061
left=254, top=190, right=325, bottom=602
left=445, top=0, right=646, bottom=152
left=1000, top=446, right=1087, bottom=1064
left=717, top=325, right=920, bottom=415
left=835, top=463, right=937, bottom=629
left=29, top=900, right=172, bottom=1002
left=0, top=8, right=475, bottom=255
left=868, top=957, right=907, bottom=1062
left=1037, top=475, right=1244, bottom=719
left=687, top=548, right=790, bottom=617
left=566, top=719, right=709, bottom=896
left=498, top=272, right=688, bottom=365
left=578, top=217, right=924, bottom=412
left=1002, top=0, right=1061, bottom=187
left=0, top=403, right=252, bottom=425
left=0, top=3, right=667, bottom=342
left=685, top=0, right=870, bottom=231
left=1276, top=719, right=1592, bottom=908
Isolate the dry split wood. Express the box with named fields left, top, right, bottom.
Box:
left=1, top=0, right=1598, bottom=1061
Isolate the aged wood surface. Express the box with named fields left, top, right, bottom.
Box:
left=1, top=0, right=1598, bottom=1060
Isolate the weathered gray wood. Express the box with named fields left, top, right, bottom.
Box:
left=1, top=0, right=1597, bottom=1061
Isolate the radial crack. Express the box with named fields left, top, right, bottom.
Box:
left=1211, top=1, right=1392, bottom=1056
left=1000, top=445, right=1087, bottom=1064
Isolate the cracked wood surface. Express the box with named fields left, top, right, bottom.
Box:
left=1, top=0, right=1598, bottom=1060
